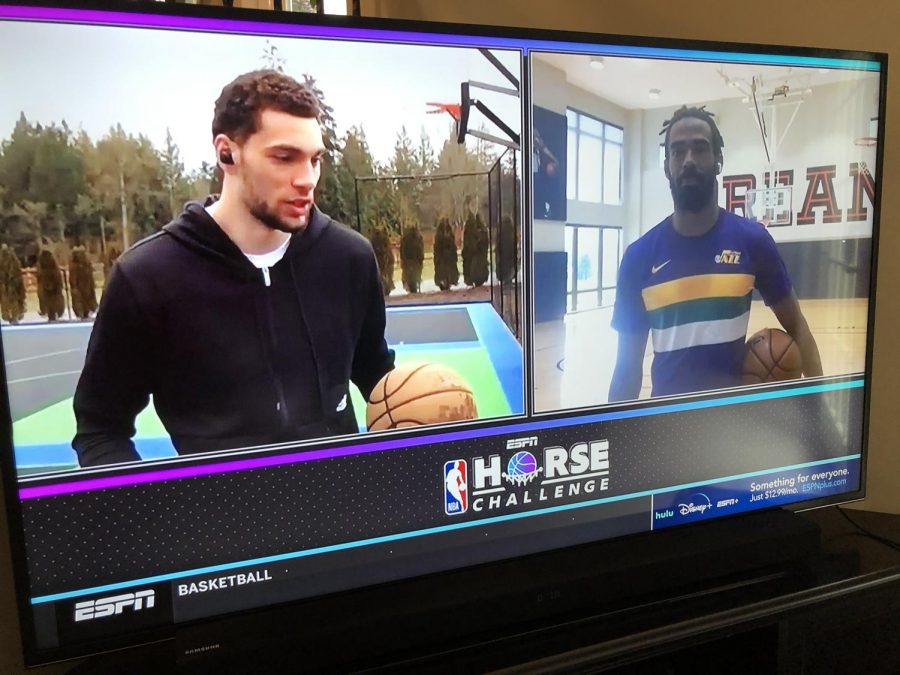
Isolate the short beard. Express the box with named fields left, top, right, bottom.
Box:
left=248, top=201, right=306, bottom=234
left=670, top=172, right=716, bottom=212
left=241, top=172, right=309, bottom=234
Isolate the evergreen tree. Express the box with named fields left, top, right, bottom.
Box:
left=103, top=245, right=121, bottom=286
left=69, top=246, right=97, bottom=319
left=413, top=127, right=438, bottom=229
left=432, top=128, right=494, bottom=242
left=368, top=222, right=394, bottom=297
left=0, top=244, right=26, bottom=324
left=461, top=210, right=476, bottom=284
left=0, top=115, right=88, bottom=248
left=301, top=73, right=341, bottom=220
left=36, top=248, right=65, bottom=321
left=335, top=126, right=376, bottom=230
left=462, top=210, right=489, bottom=287
left=370, top=182, right=400, bottom=236
left=29, top=120, right=86, bottom=213
left=92, top=125, right=160, bottom=249
left=496, top=215, right=517, bottom=283
left=399, top=223, right=424, bottom=294
left=73, top=193, right=103, bottom=250
left=188, top=161, right=221, bottom=199
left=13, top=200, right=48, bottom=256
left=389, top=126, right=418, bottom=228
left=0, top=113, right=37, bottom=204
left=432, top=217, right=458, bottom=291
left=160, top=128, right=186, bottom=222
left=129, top=134, right=169, bottom=239
left=416, top=127, right=437, bottom=175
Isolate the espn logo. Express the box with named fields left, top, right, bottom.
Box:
left=74, top=590, right=155, bottom=622
left=506, top=436, right=538, bottom=450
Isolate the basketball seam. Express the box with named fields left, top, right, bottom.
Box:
left=383, top=370, right=395, bottom=428
left=766, top=329, right=778, bottom=381
left=772, top=331, right=794, bottom=365
left=747, top=344, right=774, bottom=381
left=380, top=387, right=474, bottom=414
left=387, top=362, right=433, bottom=397
left=368, top=387, right=475, bottom=430
left=368, top=368, right=396, bottom=430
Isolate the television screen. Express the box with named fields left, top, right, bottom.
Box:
left=0, top=0, right=884, bottom=666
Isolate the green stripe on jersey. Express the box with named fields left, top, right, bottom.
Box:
left=648, top=294, right=752, bottom=331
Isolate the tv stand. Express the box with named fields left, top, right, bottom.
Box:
left=381, top=507, right=900, bottom=674
left=71, top=508, right=900, bottom=674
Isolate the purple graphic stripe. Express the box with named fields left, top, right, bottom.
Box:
left=17, top=379, right=862, bottom=500
left=0, top=5, right=523, bottom=48
left=0, top=5, right=878, bottom=69
left=20, top=425, right=512, bottom=500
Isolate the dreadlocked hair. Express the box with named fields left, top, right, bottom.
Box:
left=660, top=105, right=724, bottom=161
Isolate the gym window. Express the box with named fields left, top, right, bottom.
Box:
left=565, top=224, right=622, bottom=312
left=566, top=110, right=623, bottom=205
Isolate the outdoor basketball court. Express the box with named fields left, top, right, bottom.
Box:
left=4, top=302, right=523, bottom=476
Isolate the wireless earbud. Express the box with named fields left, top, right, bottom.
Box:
left=716, top=162, right=722, bottom=173
left=219, top=149, right=234, bottom=165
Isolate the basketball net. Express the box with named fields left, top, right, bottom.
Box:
left=501, top=468, right=543, bottom=487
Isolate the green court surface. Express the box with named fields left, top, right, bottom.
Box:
left=13, top=345, right=510, bottom=468
left=13, top=397, right=168, bottom=447
left=9, top=301, right=524, bottom=473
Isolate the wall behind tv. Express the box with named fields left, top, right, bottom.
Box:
left=364, top=0, right=900, bottom=516
left=0, top=1, right=896, bottom=673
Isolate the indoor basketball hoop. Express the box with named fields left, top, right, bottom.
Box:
left=854, top=137, right=877, bottom=147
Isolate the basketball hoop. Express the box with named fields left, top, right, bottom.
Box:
left=854, top=137, right=877, bottom=147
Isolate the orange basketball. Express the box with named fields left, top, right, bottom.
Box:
left=742, top=328, right=803, bottom=385
left=366, top=362, right=478, bottom=431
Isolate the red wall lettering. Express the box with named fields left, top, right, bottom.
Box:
left=797, top=165, right=842, bottom=225
left=722, top=174, right=756, bottom=217
left=847, top=163, right=876, bottom=222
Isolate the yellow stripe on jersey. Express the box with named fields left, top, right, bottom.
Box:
left=642, top=273, right=755, bottom=312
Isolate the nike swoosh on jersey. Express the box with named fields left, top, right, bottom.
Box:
left=651, top=260, right=671, bottom=274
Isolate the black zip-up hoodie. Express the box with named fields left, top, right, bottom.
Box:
left=72, top=199, right=394, bottom=467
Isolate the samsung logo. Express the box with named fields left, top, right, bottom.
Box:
left=74, top=590, right=155, bottom=622
left=185, top=643, right=221, bottom=656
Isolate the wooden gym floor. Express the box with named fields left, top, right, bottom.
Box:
left=532, top=298, right=869, bottom=413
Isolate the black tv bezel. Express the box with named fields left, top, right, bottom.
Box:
left=0, top=0, right=886, bottom=667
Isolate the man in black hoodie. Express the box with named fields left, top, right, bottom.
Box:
left=72, top=70, right=395, bottom=467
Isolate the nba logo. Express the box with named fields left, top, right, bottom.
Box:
left=444, top=460, right=468, bottom=515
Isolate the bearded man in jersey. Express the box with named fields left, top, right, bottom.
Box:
left=609, top=105, right=822, bottom=402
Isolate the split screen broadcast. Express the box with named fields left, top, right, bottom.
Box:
left=0, top=21, right=878, bottom=479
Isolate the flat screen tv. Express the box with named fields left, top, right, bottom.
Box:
left=0, top=0, right=885, bottom=668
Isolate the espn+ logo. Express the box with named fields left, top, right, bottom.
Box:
left=74, top=590, right=155, bottom=622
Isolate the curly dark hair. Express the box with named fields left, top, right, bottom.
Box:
left=660, top=105, right=725, bottom=162
left=212, top=70, right=321, bottom=143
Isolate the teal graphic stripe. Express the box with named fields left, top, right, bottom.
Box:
left=30, top=454, right=861, bottom=604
